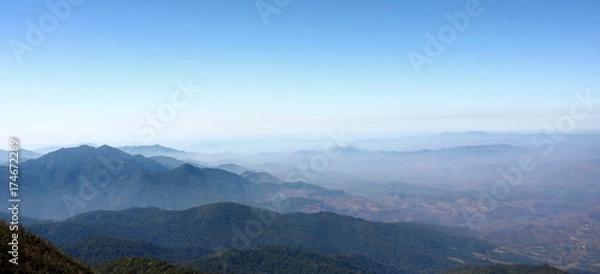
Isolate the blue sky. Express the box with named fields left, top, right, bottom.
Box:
left=1, top=0, right=599, bottom=149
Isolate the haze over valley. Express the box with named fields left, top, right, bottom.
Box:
left=1, top=131, right=598, bottom=273
left=1, top=0, right=599, bottom=273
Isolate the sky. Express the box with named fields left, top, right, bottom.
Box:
left=1, top=0, right=599, bottom=151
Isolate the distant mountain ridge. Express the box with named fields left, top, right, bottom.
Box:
left=118, top=144, right=191, bottom=158
left=241, top=171, right=282, bottom=184
left=0, top=148, right=42, bottom=164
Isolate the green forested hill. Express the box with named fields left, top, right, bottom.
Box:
left=186, top=245, right=390, bottom=274
left=0, top=221, right=93, bottom=274
left=29, top=202, right=535, bottom=273
left=445, top=264, right=570, bottom=274
left=0, top=216, right=566, bottom=274
left=59, top=236, right=213, bottom=266
left=95, top=257, right=213, bottom=274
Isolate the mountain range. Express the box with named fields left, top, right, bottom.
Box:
left=0, top=148, right=42, bottom=166
left=0, top=145, right=396, bottom=221
left=1, top=140, right=596, bottom=272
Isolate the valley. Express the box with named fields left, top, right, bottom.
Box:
left=1, top=134, right=598, bottom=273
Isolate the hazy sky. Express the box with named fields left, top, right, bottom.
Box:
left=1, top=0, right=599, bottom=149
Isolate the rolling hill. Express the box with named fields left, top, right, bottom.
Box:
left=95, top=257, right=213, bottom=274
left=185, top=245, right=389, bottom=273
left=29, top=202, right=536, bottom=273
left=444, top=263, right=569, bottom=274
